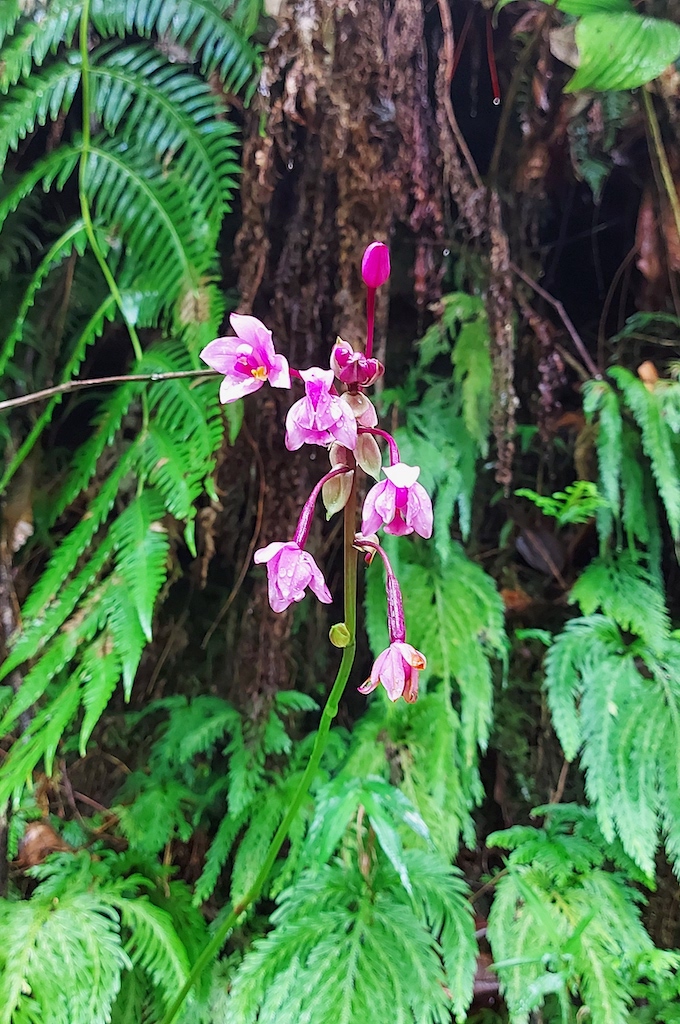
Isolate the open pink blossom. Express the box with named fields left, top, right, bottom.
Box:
left=200, top=314, right=290, bottom=404
left=361, top=462, right=433, bottom=538
left=358, top=642, right=425, bottom=703
left=330, top=339, right=384, bottom=387
left=254, top=541, right=332, bottom=613
left=285, top=368, right=357, bottom=451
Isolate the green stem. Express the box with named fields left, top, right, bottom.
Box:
left=161, top=471, right=359, bottom=1024
left=643, top=88, right=680, bottom=258
left=78, top=0, right=146, bottom=392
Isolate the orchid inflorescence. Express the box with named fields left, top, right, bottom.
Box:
left=201, top=242, right=431, bottom=704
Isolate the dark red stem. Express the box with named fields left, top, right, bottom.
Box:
left=358, top=426, right=400, bottom=465
left=365, top=288, right=376, bottom=360
left=486, top=12, right=501, bottom=106
left=293, top=466, right=351, bottom=547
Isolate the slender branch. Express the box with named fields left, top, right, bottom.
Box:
left=643, top=88, right=680, bottom=259
left=510, top=262, right=600, bottom=379
left=436, top=0, right=483, bottom=191
left=160, top=467, right=359, bottom=1024
left=0, top=369, right=218, bottom=413
left=78, top=0, right=144, bottom=374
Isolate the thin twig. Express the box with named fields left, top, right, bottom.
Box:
left=643, top=88, right=680, bottom=257
left=510, top=262, right=600, bottom=379
left=436, top=0, right=483, bottom=190
left=0, top=368, right=218, bottom=413
left=549, top=759, right=569, bottom=804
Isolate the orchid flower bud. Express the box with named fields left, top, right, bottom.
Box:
left=361, top=242, right=391, bottom=289
left=330, top=338, right=384, bottom=388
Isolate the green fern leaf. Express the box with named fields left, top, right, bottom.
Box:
left=79, top=635, right=122, bottom=754
left=90, top=0, right=261, bottom=96
left=101, top=579, right=146, bottom=699
left=110, top=491, right=170, bottom=642
left=610, top=366, right=680, bottom=538
left=0, top=57, right=82, bottom=167
left=0, top=219, right=87, bottom=374
left=570, top=551, right=670, bottom=650
left=116, top=897, right=191, bottom=1005
left=0, top=885, right=129, bottom=1024
left=194, top=807, right=249, bottom=906
left=0, top=0, right=81, bottom=89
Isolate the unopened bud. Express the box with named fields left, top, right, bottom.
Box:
left=331, top=338, right=384, bottom=387
left=361, top=242, right=390, bottom=289
left=329, top=622, right=351, bottom=647
left=329, top=442, right=353, bottom=468
left=322, top=470, right=354, bottom=519
left=341, top=391, right=378, bottom=427
left=355, top=433, right=382, bottom=480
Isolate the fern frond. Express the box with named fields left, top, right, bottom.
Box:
left=610, top=367, right=680, bottom=538
left=545, top=619, right=680, bottom=876
left=570, top=551, right=670, bottom=650
left=91, top=44, right=239, bottom=236
left=84, top=139, right=208, bottom=304
left=79, top=635, right=122, bottom=753
left=20, top=447, right=137, bottom=621
left=0, top=56, right=82, bottom=167
left=0, top=0, right=81, bottom=89
left=584, top=379, right=622, bottom=521
left=0, top=885, right=129, bottom=1024
left=0, top=144, right=79, bottom=229
left=90, top=0, right=261, bottom=96
left=116, top=897, right=191, bottom=1004
left=110, top=490, right=170, bottom=642
left=0, top=219, right=87, bottom=374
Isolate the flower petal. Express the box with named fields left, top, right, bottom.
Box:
left=200, top=336, right=242, bottom=372
left=361, top=481, right=387, bottom=535
left=219, top=375, right=262, bottom=404
left=407, top=482, right=433, bottom=539
left=230, top=313, right=276, bottom=364
left=268, top=353, right=291, bottom=389
left=254, top=542, right=288, bottom=564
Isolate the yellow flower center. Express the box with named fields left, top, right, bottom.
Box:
left=251, top=365, right=268, bottom=381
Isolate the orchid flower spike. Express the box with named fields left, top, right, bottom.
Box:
left=254, top=541, right=332, bottom=613
left=200, top=314, right=290, bottom=404
left=285, top=367, right=357, bottom=451
left=359, top=642, right=426, bottom=703
left=362, top=462, right=433, bottom=538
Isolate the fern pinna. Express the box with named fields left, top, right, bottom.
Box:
left=0, top=1, right=259, bottom=797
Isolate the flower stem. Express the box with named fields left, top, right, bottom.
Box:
left=293, top=465, right=352, bottom=547
left=358, top=426, right=400, bottom=464
left=160, top=468, right=358, bottom=1024
left=365, top=288, right=376, bottom=360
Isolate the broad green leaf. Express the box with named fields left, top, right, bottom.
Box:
left=566, top=13, right=680, bottom=92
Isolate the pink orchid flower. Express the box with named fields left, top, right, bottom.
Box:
left=200, top=314, right=290, bottom=404
left=254, top=541, right=332, bottom=613
left=330, top=338, right=384, bottom=387
left=361, top=462, right=433, bottom=538
left=285, top=367, right=357, bottom=451
left=358, top=641, right=425, bottom=703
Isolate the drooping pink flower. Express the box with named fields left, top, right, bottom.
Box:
left=330, top=338, right=384, bottom=387
left=361, top=242, right=391, bottom=289
left=200, top=314, right=290, bottom=404
left=285, top=368, right=357, bottom=451
left=254, top=541, right=332, bottom=613
left=361, top=462, right=433, bottom=538
left=358, top=642, right=425, bottom=703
